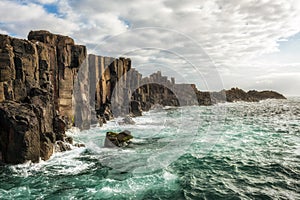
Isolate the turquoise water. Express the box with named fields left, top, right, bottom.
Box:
left=0, top=98, right=299, bottom=199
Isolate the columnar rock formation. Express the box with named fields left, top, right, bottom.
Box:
left=74, top=54, right=132, bottom=129
left=0, top=31, right=86, bottom=164
left=130, top=71, right=198, bottom=111
left=92, top=55, right=132, bottom=119
left=0, top=31, right=286, bottom=164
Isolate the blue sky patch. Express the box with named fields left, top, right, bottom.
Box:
left=278, top=32, right=300, bottom=52
left=43, top=4, right=59, bottom=15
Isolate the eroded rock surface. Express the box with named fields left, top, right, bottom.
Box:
left=104, top=130, right=133, bottom=148
left=0, top=31, right=287, bottom=164
left=0, top=30, right=86, bottom=164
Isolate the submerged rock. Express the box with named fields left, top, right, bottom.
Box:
left=118, top=116, right=135, bottom=125
left=104, top=130, right=133, bottom=148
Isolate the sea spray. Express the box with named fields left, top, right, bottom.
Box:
left=0, top=98, right=299, bottom=199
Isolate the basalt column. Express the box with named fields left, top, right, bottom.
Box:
left=0, top=31, right=86, bottom=164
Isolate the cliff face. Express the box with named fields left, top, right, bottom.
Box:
left=0, top=31, right=86, bottom=164
left=74, top=65, right=198, bottom=129
left=90, top=55, right=132, bottom=121
left=73, top=55, right=132, bottom=130
left=131, top=71, right=198, bottom=111
left=0, top=31, right=287, bottom=164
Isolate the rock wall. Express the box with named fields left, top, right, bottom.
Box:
left=131, top=71, right=198, bottom=112
left=0, top=31, right=287, bottom=164
left=77, top=66, right=286, bottom=129
left=0, top=31, right=86, bottom=164
left=74, top=54, right=132, bottom=129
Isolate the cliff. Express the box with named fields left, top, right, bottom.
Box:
left=0, top=31, right=86, bottom=164
left=129, top=72, right=286, bottom=109
left=0, top=31, right=286, bottom=164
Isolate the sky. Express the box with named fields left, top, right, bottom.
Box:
left=0, top=0, right=299, bottom=95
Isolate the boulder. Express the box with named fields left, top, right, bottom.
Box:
left=104, top=130, right=133, bottom=148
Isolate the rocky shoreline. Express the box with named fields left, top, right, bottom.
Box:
left=0, top=31, right=286, bottom=164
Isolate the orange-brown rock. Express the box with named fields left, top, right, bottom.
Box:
left=0, top=30, right=86, bottom=164
left=0, top=31, right=287, bottom=164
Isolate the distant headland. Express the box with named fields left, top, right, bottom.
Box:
left=0, top=31, right=286, bottom=164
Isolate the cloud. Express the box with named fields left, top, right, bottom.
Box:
left=0, top=1, right=76, bottom=38
left=0, top=29, right=9, bottom=35
left=37, top=0, right=57, bottom=4
left=0, top=0, right=300, bottom=94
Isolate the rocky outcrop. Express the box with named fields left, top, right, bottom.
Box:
left=223, top=88, right=286, bottom=102
left=104, top=130, right=133, bottom=148
left=129, top=71, right=198, bottom=113
left=128, top=72, right=286, bottom=109
left=28, top=30, right=87, bottom=121
left=194, top=87, right=286, bottom=105
left=0, top=30, right=287, bottom=164
left=246, top=90, right=286, bottom=101
left=0, top=30, right=86, bottom=164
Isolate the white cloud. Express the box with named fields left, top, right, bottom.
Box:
left=0, top=29, right=9, bottom=35
left=0, top=1, right=77, bottom=38
left=0, top=0, right=300, bottom=95
left=36, top=0, right=57, bottom=4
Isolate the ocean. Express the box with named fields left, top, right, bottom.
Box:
left=0, top=98, right=299, bottom=199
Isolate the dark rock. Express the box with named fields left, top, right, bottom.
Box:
left=224, top=88, right=286, bottom=103
left=117, top=130, right=133, bottom=142
left=0, top=31, right=86, bottom=164
left=0, top=31, right=287, bottom=165
left=65, top=136, right=73, bottom=145
left=0, top=151, right=3, bottom=163
left=247, top=90, right=286, bottom=100
left=195, top=91, right=213, bottom=106
left=53, top=116, right=66, bottom=141
left=74, top=143, right=86, bottom=148
left=55, top=141, right=72, bottom=152
left=0, top=102, right=40, bottom=164
left=40, top=132, right=54, bottom=161
left=130, top=100, right=142, bottom=116
left=104, top=130, right=133, bottom=148
left=44, top=132, right=56, bottom=143
left=131, top=82, right=180, bottom=112
left=225, top=88, right=252, bottom=102
left=103, top=105, right=114, bottom=121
